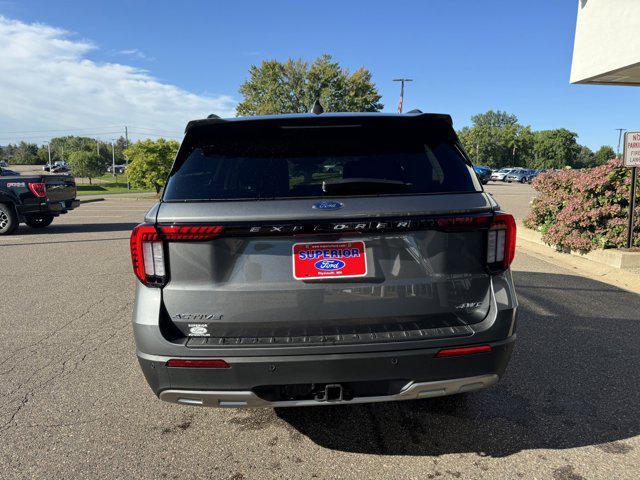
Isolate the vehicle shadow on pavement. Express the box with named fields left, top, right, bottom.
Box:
left=14, top=222, right=138, bottom=235
left=275, top=271, right=640, bottom=457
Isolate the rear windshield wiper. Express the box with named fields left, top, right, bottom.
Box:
left=322, top=178, right=412, bottom=195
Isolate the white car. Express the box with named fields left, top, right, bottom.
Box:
left=490, top=168, right=515, bottom=181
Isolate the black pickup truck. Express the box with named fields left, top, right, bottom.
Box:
left=0, top=169, right=79, bottom=235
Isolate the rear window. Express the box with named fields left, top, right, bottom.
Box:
left=164, top=122, right=480, bottom=201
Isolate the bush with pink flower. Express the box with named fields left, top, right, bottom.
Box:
left=524, top=158, right=640, bottom=253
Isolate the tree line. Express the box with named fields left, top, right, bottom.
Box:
left=0, top=136, right=128, bottom=166
left=457, top=110, right=615, bottom=170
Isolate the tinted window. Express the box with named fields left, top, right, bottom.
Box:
left=164, top=124, right=480, bottom=201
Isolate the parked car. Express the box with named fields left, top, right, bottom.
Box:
left=473, top=165, right=492, bottom=184
left=51, top=164, right=69, bottom=173
left=107, top=164, right=127, bottom=174
left=131, top=111, right=518, bottom=409
left=44, top=161, right=69, bottom=173
left=0, top=174, right=79, bottom=234
left=490, top=168, right=515, bottom=182
left=0, top=161, right=8, bottom=168
left=505, top=169, right=533, bottom=183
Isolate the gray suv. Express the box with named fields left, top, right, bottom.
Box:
left=131, top=112, right=518, bottom=408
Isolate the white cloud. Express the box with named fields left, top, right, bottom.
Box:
left=0, top=16, right=236, bottom=143
left=117, top=48, right=153, bottom=61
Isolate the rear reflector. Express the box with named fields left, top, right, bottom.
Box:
left=435, top=345, right=492, bottom=358
left=28, top=182, right=47, bottom=198
left=166, top=359, right=230, bottom=368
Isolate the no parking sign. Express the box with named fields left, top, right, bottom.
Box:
left=623, top=132, right=640, bottom=247
left=623, top=131, right=640, bottom=167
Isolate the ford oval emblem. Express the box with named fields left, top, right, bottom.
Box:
left=312, top=201, right=343, bottom=210
left=315, top=259, right=346, bottom=271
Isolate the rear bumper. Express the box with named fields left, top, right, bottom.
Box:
left=17, top=198, right=80, bottom=216
left=138, top=335, right=515, bottom=408
left=159, top=374, right=499, bottom=408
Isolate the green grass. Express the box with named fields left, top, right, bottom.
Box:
left=75, top=173, right=154, bottom=195
left=76, top=181, right=152, bottom=196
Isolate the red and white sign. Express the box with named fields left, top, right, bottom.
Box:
left=623, top=131, right=640, bottom=167
left=292, top=241, right=367, bottom=280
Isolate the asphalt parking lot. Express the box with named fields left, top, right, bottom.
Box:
left=1, top=182, right=639, bottom=479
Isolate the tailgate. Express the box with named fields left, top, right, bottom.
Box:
left=45, top=176, right=76, bottom=202
left=157, top=194, right=496, bottom=345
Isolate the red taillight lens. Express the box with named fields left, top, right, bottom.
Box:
left=435, top=345, right=492, bottom=358
left=166, top=359, right=230, bottom=368
left=130, top=224, right=163, bottom=286
left=28, top=182, right=47, bottom=198
left=130, top=223, right=224, bottom=287
left=487, top=213, right=516, bottom=272
left=159, top=225, right=224, bottom=241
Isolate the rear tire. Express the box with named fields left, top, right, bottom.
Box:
left=24, top=214, right=54, bottom=229
left=0, top=203, right=18, bottom=235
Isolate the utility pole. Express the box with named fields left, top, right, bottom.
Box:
left=125, top=126, right=130, bottom=190
left=616, top=128, right=627, bottom=157
left=393, top=78, right=413, bottom=113
left=96, top=139, right=100, bottom=155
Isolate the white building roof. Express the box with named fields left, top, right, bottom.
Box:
left=571, top=0, right=640, bottom=85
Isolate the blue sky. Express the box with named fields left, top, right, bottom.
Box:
left=0, top=0, right=638, bottom=149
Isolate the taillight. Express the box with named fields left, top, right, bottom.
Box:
left=130, top=224, right=164, bottom=287
left=28, top=182, right=47, bottom=198
left=487, top=213, right=516, bottom=272
left=130, top=223, right=224, bottom=287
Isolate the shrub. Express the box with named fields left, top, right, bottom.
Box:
left=524, top=158, right=640, bottom=253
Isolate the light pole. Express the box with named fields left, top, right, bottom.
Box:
left=393, top=78, right=413, bottom=113
left=111, top=139, right=116, bottom=180
left=616, top=128, right=627, bottom=157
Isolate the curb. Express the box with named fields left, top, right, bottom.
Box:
left=517, top=223, right=640, bottom=270
left=516, top=223, right=640, bottom=294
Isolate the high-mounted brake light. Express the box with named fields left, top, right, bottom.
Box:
left=487, top=213, right=516, bottom=272
left=130, top=224, right=224, bottom=287
left=28, top=182, right=47, bottom=198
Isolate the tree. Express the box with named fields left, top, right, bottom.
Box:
left=575, top=145, right=595, bottom=168
left=236, top=54, right=383, bottom=116
left=594, top=145, right=616, bottom=166
left=67, top=151, right=104, bottom=185
left=9, top=142, right=40, bottom=165
left=531, top=129, right=581, bottom=169
left=457, top=110, right=533, bottom=168
left=124, top=139, right=179, bottom=193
